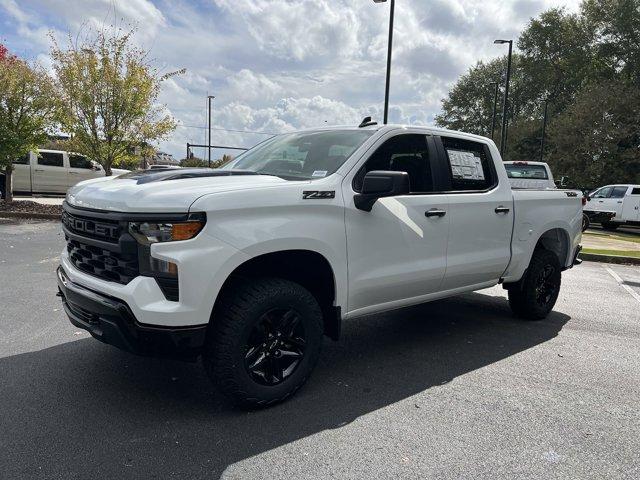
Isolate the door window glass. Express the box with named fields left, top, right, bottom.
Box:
left=631, top=188, right=640, bottom=195
left=610, top=186, right=628, bottom=198
left=37, top=152, right=64, bottom=167
left=441, top=137, right=495, bottom=191
left=593, top=187, right=612, bottom=198
left=69, top=154, right=92, bottom=169
left=13, top=154, right=29, bottom=165
left=354, top=134, right=432, bottom=193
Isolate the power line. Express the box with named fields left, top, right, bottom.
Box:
left=176, top=124, right=279, bottom=136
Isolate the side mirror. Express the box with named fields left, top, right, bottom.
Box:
left=354, top=170, right=410, bottom=212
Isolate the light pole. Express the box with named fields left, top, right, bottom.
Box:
left=494, top=39, right=513, bottom=159
left=374, top=0, right=395, bottom=124
left=490, top=81, right=499, bottom=140
left=539, top=98, right=549, bottom=162
left=207, top=95, right=215, bottom=168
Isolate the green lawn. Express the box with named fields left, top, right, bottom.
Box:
left=582, top=248, right=640, bottom=259
left=584, top=231, right=640, bottom=244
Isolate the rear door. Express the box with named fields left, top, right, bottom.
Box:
left=609, top=186, right=629, bottom=221
left=32, top=151, right=67, bottom=193
left=68, top=154, right=97, bottom=186
left=436, top=135, right=513, bottom=290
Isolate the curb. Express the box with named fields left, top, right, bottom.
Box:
left=0, top=211, right=61, bottom=221
left=579, top=252, right=640, bottom=266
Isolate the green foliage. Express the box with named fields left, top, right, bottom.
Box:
left=50, top=27, right=184, bottom=175
left=179, top=154, right=234, bottom=169
left=436, top=0, right=640, bottom=186
left=0, top=45, right=57, bottom=201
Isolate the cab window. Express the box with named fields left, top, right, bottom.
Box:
left=69, top=154, right=93, bottom=169
left=593, top=187, right=612, bottom=198
left=37, top=152, right=64, bottom=167
left=354, top=134, right=433, bottom=193
left=12, top=154, right=29, bottom=165
left=610, top=186, right=628, bottom=198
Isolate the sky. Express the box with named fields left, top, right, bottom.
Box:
left=0, top=0, right=581, bottom=160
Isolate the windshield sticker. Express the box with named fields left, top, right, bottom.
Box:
left=312, top=170, right=328, bottom=178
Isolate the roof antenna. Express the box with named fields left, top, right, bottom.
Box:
left=358, top=116, right=378, bottom=128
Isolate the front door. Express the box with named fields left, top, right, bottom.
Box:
left=436, top=135, right=513, bottom=290
left=344, top=133, right=450, bottom=317
left=68, top=154, right=97, bottom=187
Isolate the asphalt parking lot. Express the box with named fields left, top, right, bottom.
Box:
left=1, top=219, right=639, bottom=480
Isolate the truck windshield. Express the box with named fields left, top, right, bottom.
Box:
left=225, top=130, right=375, bottom=180
left=505, top=164, right=548, bottom=179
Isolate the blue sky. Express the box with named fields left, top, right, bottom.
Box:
left=0, top=0, right=580, bottom=160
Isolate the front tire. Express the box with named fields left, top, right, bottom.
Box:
left=203, top=277, right=323, bottom=409
left=508, top=249, right=562, bottom=320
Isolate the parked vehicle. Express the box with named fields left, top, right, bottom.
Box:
left=584, top=184, right=640, bottom=230
left=147, top=164, right=181, bottom=170
left=504, top=161, right=556, bottom=189
left=7, top=150, right=129, bottom=195
left=56, top=123, right=583, bottom=407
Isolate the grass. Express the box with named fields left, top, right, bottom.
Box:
left=584, top=230, right=640, bottom=244
left=582, top=248, right=640, bottom=259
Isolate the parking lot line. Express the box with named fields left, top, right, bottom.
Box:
left=604, top=266, right=640, bottom=304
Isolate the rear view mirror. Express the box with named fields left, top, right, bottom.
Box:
left=354, top=170, right=410, bottom=211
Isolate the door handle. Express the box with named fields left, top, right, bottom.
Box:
left=425, top=209, right=446, bottom=218
left=69, top=172, right=79, bottom=175
left=495, top=206, right=510, bottom=214
left=34, top=169, right=44, bottom=172
left=598, top=200, right=604, bottom=203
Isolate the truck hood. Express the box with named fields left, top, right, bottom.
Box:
left=66, top=169, right=293, bottom=212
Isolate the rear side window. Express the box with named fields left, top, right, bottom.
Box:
left=69, top=154, right=92, bottom=169
left=441, top=137, right=495, bottom=191
left=610, top=186, right=628, bottom=198
left=12, top=154, right=29, bottom=165
left=632, top=188, right=640, bottom=195
left=38, top=152, right=63, bottom=167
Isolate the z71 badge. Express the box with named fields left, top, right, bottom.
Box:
left=302, top=191, right=335, bottom=199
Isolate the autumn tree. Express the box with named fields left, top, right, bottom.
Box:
left=50, top=28, right=183, bottom=175
left=0, top=45, right=57, bottom=202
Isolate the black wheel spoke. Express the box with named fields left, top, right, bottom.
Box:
left=243, top=307, right=307, bottom=387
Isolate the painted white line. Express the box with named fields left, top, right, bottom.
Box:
left=605, top=266, right=640, bottom=304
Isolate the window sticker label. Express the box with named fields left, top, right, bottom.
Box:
left=447, top=149, right=485, bottom=180
left=312, top=170, right=328, bottom=178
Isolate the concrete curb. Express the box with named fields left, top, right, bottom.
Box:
left=580, top=252, right=640, bottom=266
left=0, top=211, right=61, bottom=221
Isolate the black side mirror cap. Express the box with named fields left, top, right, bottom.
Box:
left=354, top=170, right=410, bottom=212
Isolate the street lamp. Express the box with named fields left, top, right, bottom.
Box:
left=494, top=39, right=513, bottom=159
left=374, top=0, right=395, bottom=124
left=539, top=98, right=549, bottom=162
left=489, top=81, right=499, bottom=140
left=207, top=95, right=215, bottom=168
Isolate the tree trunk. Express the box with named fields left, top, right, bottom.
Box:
left=3, top=167, right=13, bottom=203
left=105, top=164, right=112, bottom=176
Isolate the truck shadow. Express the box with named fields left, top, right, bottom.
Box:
left=0, top=292, right=569, bottom=478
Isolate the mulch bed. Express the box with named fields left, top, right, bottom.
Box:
left=0, top=199, right=62, bottom=216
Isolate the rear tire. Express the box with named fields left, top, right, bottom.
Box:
left=601, top=221, right=619, bottom=231
left=508, top=249, right=562, bottom=321
left=203, top=277, right=323, bottom=409
left=581, top=213, right=590, bottom=232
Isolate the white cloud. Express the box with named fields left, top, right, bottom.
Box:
left=0, top=0, right=583, bottom=159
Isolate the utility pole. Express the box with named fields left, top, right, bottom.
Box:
left=374, top=0, right=395, bottom=124
left=539, top=98, right=549, bottom=162
left=207, top=95, right=215, bottom=168
left=494, top=39, right=513, bottom=158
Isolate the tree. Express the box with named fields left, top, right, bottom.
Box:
left=0, top=45, right=57, bottom=202
left=179, top=154, right=233, bottom=169
left=50, top=28, right=183, bottom=175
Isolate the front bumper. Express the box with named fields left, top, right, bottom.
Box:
left=57, top=266, right=206, bottom=360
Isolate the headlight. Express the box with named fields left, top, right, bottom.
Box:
left=129, top=213, right=206, bottom=245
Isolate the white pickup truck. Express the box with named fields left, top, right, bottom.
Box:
left=5, top=149, right=128, bottom=195
left=57, top=123, right=583, bottom=407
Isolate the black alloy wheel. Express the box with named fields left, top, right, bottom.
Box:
left=244, top=308, right=306, bottom=386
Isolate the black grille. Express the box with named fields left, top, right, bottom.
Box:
left=67, top=239, right=139, bottom=284
left=155, top=277, right=179, bottom=301
left=61, top=211, right=121, bottom=243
